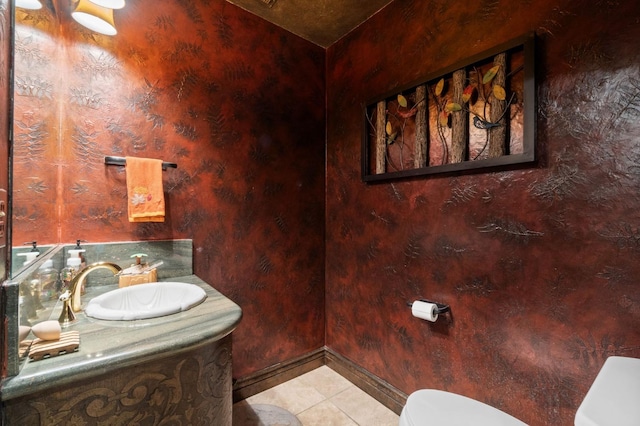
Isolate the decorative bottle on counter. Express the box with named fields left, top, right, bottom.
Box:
left=36, top=259, right=60, bottom=302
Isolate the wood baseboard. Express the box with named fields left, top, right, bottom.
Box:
left=232, top=346, right=408, bottom=415
left=232, top=347, right=325, bottom=402
left=324, top=348, right=407, bottom=415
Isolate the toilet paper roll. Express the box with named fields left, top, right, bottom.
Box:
left=411, top=300, right=438, bottom=322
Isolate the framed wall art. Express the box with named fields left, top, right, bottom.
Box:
left=362, top=33, right=536, bottom=182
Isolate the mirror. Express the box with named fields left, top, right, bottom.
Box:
left=7, top=0, right=118, bottom=374
left=1, top=0, right=9, bottom=379
left=7, top=0, right=181, bottom=375
left=10, top=244, right=82, bottom=374
left=11, top=0, right=62, bottom=278
left=12, top=245, right=65, bottom=330
left=10, top=0, right=170, bottom=268
left=11, top=244, right=55, bottom=277
left=8, top=0, right=60, bottom=364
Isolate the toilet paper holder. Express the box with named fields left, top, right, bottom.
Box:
left=407, top=299, right=450, bottom=315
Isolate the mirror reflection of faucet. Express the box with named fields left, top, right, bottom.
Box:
left=58, top=262, right=122, bottom=327
left=19, top=281, right=38, bottom=321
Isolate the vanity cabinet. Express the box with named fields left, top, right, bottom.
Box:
left=1, top=271, right=242, bottom=426
left=4, top=335, right=233, bottom=425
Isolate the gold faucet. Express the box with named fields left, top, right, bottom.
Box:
left=58, top=262, right=122, bottom=326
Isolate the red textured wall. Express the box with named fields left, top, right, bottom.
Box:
left=326, top=1, right=640, bottom=425
left=12, top=0, right=326, bottom=378
left=12, top=0, right=640, bottom=423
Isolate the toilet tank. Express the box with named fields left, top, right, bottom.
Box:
left=575, top=356, right=640, bottom=426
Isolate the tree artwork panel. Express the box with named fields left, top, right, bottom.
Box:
left=362, top=34, right=535, bottom=182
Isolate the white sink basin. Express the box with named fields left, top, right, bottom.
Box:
left=85, top=282, right=207, bottom=321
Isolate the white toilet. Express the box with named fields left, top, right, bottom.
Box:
left=399, top=356, right=640, bottom=426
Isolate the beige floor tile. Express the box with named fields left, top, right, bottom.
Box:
left=233, top=400, right=303, bottom=426
left=297, top=400, right=358, bottom=426
left=240, top=367, right=399, bottom=426
left=296, top=366, right=354, bottom=398
left=330, top=386, right=400, bottom=426
left=246, top=376, right=327, bottom=415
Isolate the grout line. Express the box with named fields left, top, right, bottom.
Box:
left=236, top=366, right=398, bottom=426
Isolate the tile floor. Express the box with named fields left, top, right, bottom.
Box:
left=233, top=365, right=400, bottom=426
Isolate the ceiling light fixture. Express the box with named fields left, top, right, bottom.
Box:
left=15, top=0, right=43, bottom=9
left=88, top=0, right=125, bottom=9
left=71, top=0, right=117, bottom=36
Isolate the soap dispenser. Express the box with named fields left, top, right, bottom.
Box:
left=17, top=240, right=40, bottom=266
left=16, top=251, right=39, bottom=267
left=69, top=239, right=87, bottom=269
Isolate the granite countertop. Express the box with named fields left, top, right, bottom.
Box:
left=1, top=275, right=242, bottom=401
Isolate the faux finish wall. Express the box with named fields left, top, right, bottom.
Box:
left=12, top=0, right=326, bottom=378
left=326, top=1, right=640, bottom=425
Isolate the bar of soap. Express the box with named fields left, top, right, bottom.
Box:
left=32, top=320, right=61, bottom=341
left=19, top=325, right=31, bottom=342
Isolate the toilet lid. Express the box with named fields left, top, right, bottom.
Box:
left=575, top=356, right=640, bottom=426
left=401, top=389, right=527, bottom=426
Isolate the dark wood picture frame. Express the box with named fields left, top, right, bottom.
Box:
left=362, top=33, right=536, bottom=183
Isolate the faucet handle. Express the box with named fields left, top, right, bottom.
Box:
left=58, top=290, right=76, bottom=327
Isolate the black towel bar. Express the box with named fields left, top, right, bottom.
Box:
left=104, top=156, right=177, bottom=171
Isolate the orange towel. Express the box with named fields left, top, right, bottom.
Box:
left=126, top=157, right=165, bottom=222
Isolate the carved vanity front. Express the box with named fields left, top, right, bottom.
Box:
left=2, top=275, right=242, bottom=425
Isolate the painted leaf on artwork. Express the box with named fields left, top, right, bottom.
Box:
left=462, top=85, right=476, bottom=103
left=435, top=78, right=445, bottom=97
left=493, top=84, right=506, bottom=100
left=482, top=65, right=501, bottom=84
left=386, top=121, right=393, bottom=135
left=387, top=132, right=397, bottom=144
left=397, top=94, right=408, bottom=108
left=445, top=102, right=462, bottom=112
